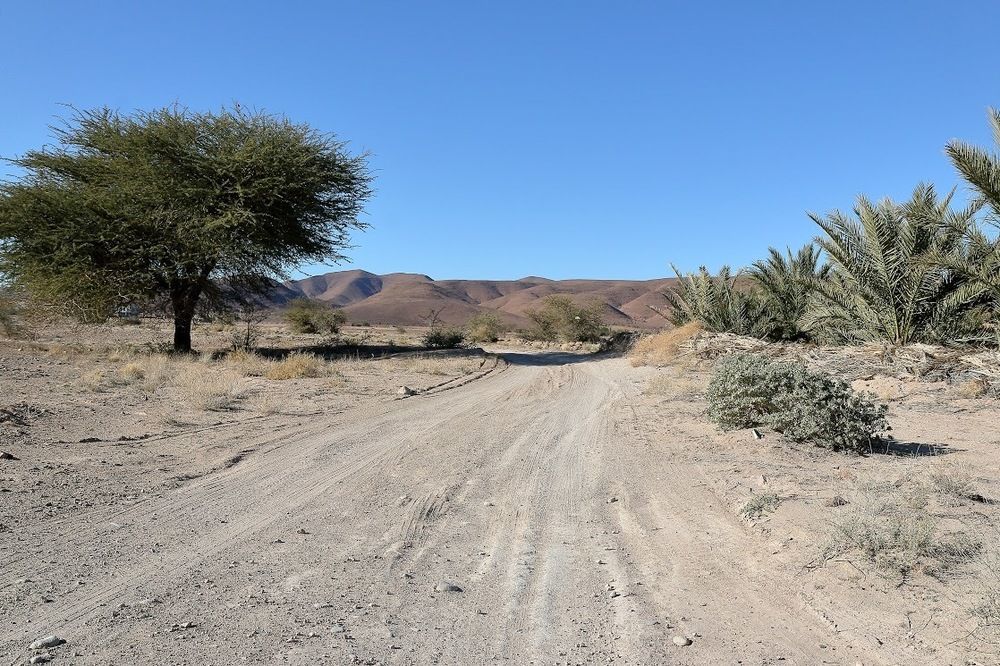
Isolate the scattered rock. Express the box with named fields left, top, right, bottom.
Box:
left=607, top=496, right=618, bottom=504
left=672, top=635, right=692, bottom=647
left=595, top=559, right=606, bottom=565
left=0, top=451, right=18, bottom=461
left=331, top=623, right=347, bottom=634
left=78, top=437, right=101, bottom=443
left=29, top=655, right=51, bottom=664
left=751, top=428, right=764, bottom=440
left=29, top=636, right=65, bottom=650
left=296, top=528, right=309, bottom=535
left=826, top=495, right=849, bottom=507
left=434, top=582, right=463, bottom=593
left=397, top=386, right=415, bottom=396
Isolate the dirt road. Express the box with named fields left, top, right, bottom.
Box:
left=2, top=352, right=898, bottom=664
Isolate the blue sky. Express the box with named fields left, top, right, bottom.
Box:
left=3, top=1, right=999, bottom=280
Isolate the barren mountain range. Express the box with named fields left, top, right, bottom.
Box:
left=268, top=269, right=677, bottom=329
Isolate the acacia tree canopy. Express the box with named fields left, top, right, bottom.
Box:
left=0, top=105, right=373, bottom=351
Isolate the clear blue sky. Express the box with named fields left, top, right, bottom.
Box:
left=3, top=1, right=999, bottom=280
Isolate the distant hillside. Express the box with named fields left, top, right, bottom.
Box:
left=267, top=270, right=677, bottom=329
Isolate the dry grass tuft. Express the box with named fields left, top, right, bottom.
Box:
left=403, top=354, right=481, bottom=376
left=824, top=477, right=981, bottom=578
left=957, top=377, right=991, bottom=398
left=264, top=352, right=329, bottom=380
left=628, top=322, right=703, bottom=367
left=175, top=364, right=250, bottom=410
left=225, top=349, right=273, bottom=377
left=741, top=492, right=781, bottom=520
left=929, top=466, right=978, bottom=504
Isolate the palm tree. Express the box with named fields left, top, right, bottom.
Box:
left=663, top=265, right=771, bottom=337
left=945, top=108, right=1000, bottom=328
left=804, top=184, right=986, bottom=345
left=748, top=244, right=829, bottom=341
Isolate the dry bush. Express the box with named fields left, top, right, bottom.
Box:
left=957, top=377, right=991, bottom=398
left=929, top=466, right=978, bottom=504
left=824, top=478, right=980, bottom=578
left=264, top=352, right=329, bottom=380
left=628, top=322, right=703, bottom=367
left=246, top=392, right=282, bottom=415
left=224, top=349, right=273, bottom=377
left=78, top=368, right=107, bottom=392
left=174, top=364, right=250, bottom=410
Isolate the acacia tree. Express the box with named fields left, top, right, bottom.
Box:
left=0, top=106, right=372, bottom=351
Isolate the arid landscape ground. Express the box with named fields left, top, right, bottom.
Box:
left=2, top=320, right=999, bottom=665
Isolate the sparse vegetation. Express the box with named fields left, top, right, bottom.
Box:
left=741, top=492, right=781, bottom=520
left=284, top=298, right=347, bottom=336
left=707, top=353, right=889, bottom=452
left=748, top=244, right=829, bottom=341
left=264, top=351, right=330, bottom=380
left=628, top=321, right=703, bottom=367
left=824, top=478, right=981, bottom=579
left=465, top=312, right=506, bottom=343
left=525, top=295, right=607, bottom=342
left=423, top=327, right=466, bottom=349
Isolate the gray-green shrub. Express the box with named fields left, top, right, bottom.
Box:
left=284, top=298, right=347, bottom=335
left=423, top=327, right=465, bottom=349
left=706, top=353, right=889, bottom=452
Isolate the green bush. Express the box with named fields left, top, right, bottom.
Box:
left=465, top=311, right=506, bottom=343
left=706, top=353, right=890, bottom=453
left=284, top=298, right=346, bottom=335
left=525, top=295, right=607, bottom=342
left=423, top=327, right=465, bottom=349
left=663, top=265, right=771, bottom=338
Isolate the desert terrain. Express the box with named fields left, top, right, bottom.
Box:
left=263, top=270, right=679, bottom=330
left=2, top=321, right=999, bottom=665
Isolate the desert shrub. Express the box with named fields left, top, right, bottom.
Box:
left=525, top=295, right=607, bottom=342
left=628, top=321, right=703, bottom=367
left=706, top=353, right=889, bottom=452
left=284, top=298, right=346, bottom=335
left=663, top=265, right=771, bottom=338
left=423, top=327, right=465, bottom=349
left=824, top=479, right=981, bottom=578
left=465, top=312, right=506, bottom=343
left=174, top=365, right=249, bottom=410
left=741, top=492, right=781, bottom=520
left=264, top=351, right=328, bottom=380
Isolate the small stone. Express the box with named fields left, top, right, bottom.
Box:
left=434, top=582, right=463, bottom=593
left=751, top=428, right=764, bottom=440
left=826, top=495, right=849, bottom=507
left=672, top=635, right=692, bottom=647
left=607, top=496, right=618, bottom=504
left=0, top=451, right=18, bottom=461
left=296, top=528, right=309, bottom=534
left=483, top=501, right=494, bottom=507
left=29, top=635, right=65, bottom=649
left=331, top=624, right=347, bottom=634
left=29, top=656, right=51, bottom=664
left=397, top=386, right=415, bottom=396
left=595, top=559, right=606, bottom=565
left=180, top=621, right=196, bottom=629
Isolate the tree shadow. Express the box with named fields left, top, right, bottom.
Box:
left=498, top=351, right=602, bottom=366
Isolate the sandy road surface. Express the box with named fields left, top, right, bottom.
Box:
left=3, top=351, right=888, bottom=664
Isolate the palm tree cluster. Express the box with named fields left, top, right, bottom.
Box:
left=665, top=108, right=1000, bottom=347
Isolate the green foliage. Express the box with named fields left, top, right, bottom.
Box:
left=748, top=244, right=829, bottom=341
left=284, top=298, right=346, bottom=335
left=706, top=353, right=890, bottom=453
left=423, top=327, right=466, bottom=349
left=741, top=493, right=781, bottom=520
left=663, top=265, right=771, bottom=338
left=465, top=311, right=506, bottom=343
left=0, top=105, right=372, bottom=351
left=805, top=184, right=989, bottom=345
left=0, top=290, right=19, bottom=337
left=945, top=107, right=1000, bottom=332
left=525, top=295, right=608, bottom=342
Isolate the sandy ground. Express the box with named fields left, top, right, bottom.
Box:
left=2, top=324, right=1000, bottom=664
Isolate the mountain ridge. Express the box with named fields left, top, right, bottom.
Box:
left=270, top=270, right=677, bottom=329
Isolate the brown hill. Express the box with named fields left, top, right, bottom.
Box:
left=273, top=271, right=677, bottom=329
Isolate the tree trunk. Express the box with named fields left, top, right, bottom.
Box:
left=170, top=281, right=203, bottom=353
left=173, top=312, right=194, bottom=353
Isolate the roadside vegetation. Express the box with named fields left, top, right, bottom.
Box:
left=664, top=109, right=1000, bottom=348
left=524, top=295, right=608, bottom=342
